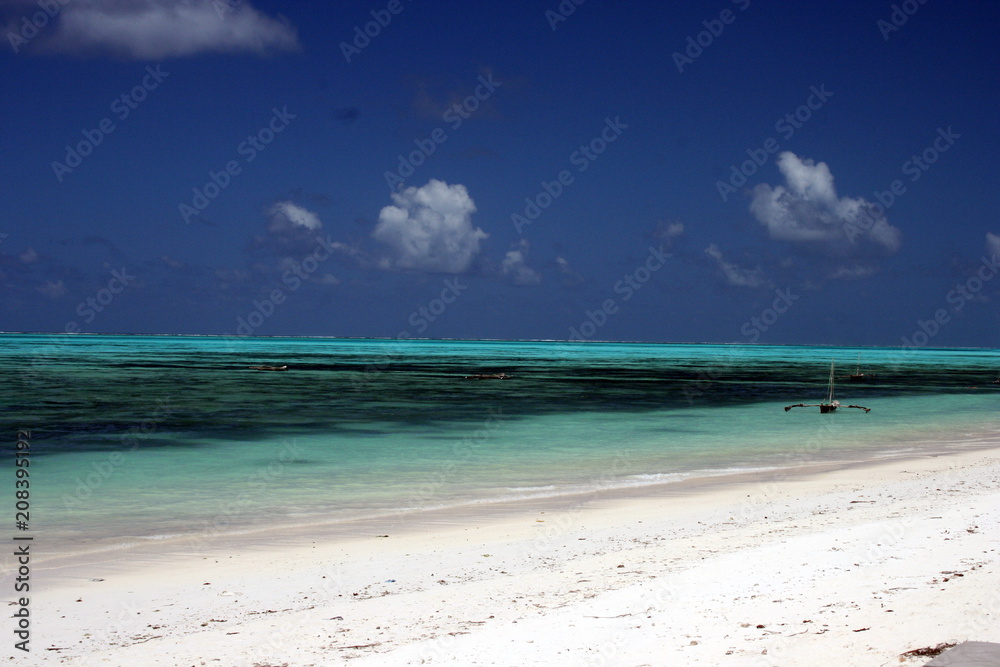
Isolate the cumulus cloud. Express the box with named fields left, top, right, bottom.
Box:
left=501, top=240, right=541, bottom=285
left=704, top=244, right=769, bottom=288
left=249, top=201, right=327, bottom=258
left=268, top=201, right=322, bottom=233
left=26, top=0, right=299, bottom=59
left=373, top=180, right=487, bottom=274
left=19, top=247, right=38, bottom=264
left=987, top=232, right=1000, bottom=260
left=750, top=152, right=902, bottom=256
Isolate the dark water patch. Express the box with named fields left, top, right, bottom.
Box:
left=2, top=336, right=997, bottom=455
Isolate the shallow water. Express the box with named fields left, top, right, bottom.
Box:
left=1, top=334, right=997, bottom=551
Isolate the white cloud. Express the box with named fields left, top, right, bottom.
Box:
left=501, top=240, right=540, bottom=285
left=658, top=221, right=685, bottom=239
left=555, top=256, right=584, bottom=287
left=313, top=273, right=340, bottom=286
left=987, top=232, right=1000, bottom=260
left=373, top=180, right=487, bottom=274
left=32, top=0, right=299, bottom=59
left=651, top=220, right=685, bottom=247
left=161, top=255, right=187, bottom=269
left=19, top=247, right=38, bottom=264
left=664, top=222, right=684, bottom=237
left=36, top=280, right=66, bottom=298
left=750, top=152, right=902, bottom=255
left=268, top=201, right=322, bottom=233
left=704, top=244, right=769, bottom=288
left=828, top=264, right=877, bottom=280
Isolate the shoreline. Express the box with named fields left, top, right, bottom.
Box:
left=30, top=428, right=1000, bottom=569
left=22, top=442, right=1000, bottom=665
left=31, top=424, right=1000, bottom=566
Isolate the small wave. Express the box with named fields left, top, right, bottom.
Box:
left=622, top=472, right=690, bottom=484
left=131, top=533, right=184, bottom=540
left=623, top=465, right=780, bottom=484
left=871, top=447, right=918, bottom=458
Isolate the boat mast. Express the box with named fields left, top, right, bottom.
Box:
left=784, top=360, right=870, bottom=413
left=827, top=361, right=835, bottom=404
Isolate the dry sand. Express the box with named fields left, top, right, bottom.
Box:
left=16, top=445, right=1000, bottom=666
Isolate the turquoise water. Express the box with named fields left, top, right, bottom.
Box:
left=1, top=334, right=997, bottom=552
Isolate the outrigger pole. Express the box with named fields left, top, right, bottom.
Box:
left=784, top=361, right=871, bottom=413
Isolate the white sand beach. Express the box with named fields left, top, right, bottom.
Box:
left=21, top=445, right=1000, bottom=666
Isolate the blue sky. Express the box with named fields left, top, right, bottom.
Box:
left=2, top=0, right=999, bottom=346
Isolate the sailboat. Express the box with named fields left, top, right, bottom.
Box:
left=784, top=362, right=871, bottom=413
left=840, top=353, right=876, bottom=383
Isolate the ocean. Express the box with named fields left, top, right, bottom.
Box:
left=1, top=334, right=998, bottom=555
